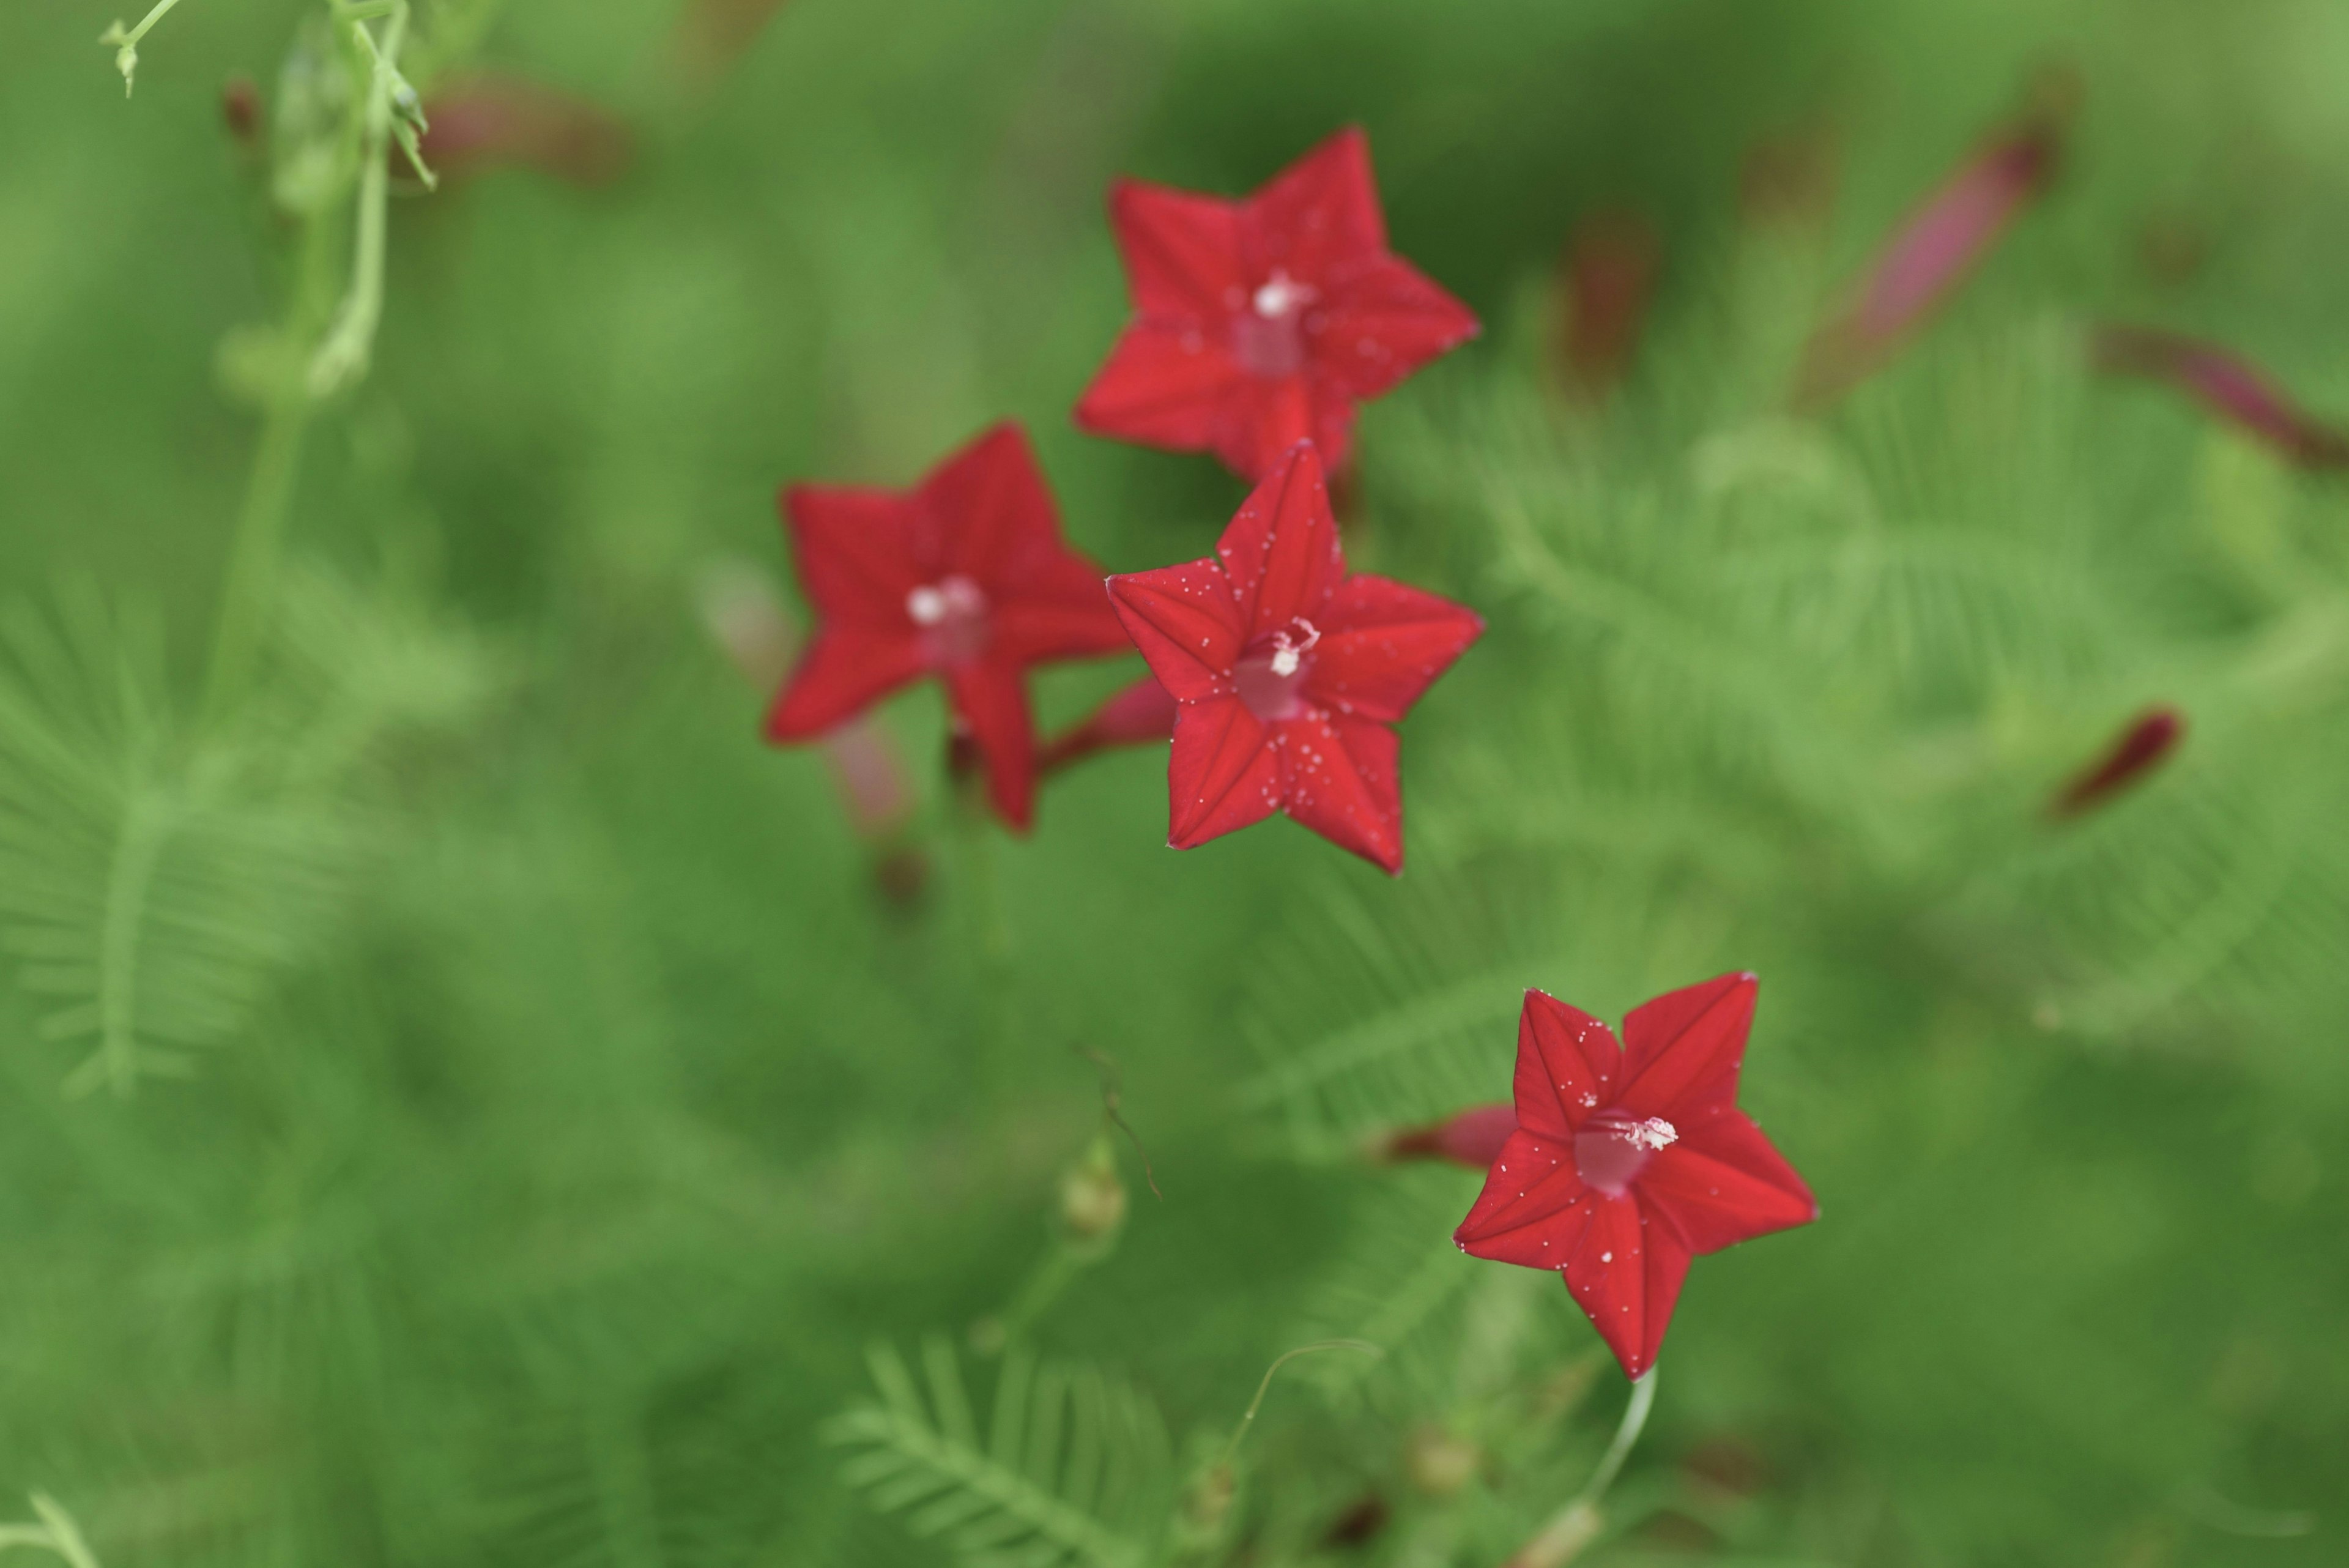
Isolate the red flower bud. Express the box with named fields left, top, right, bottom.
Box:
left=2051, top=706, right=2184, bottom=818
left=414, top=76, right=631, bottom=188
left=2091, top=327, right=2349, bottom=468
left=1322, top=1493, right=1391, bottom=1548
left=1376, top=1102, right=1516, bottom=1169
left=1554, top=210, right=1660, bottom=399
left=669, top=0, right=794, bottom=86
left=221, top=75, right=263, bottom=151
left=1039, top=675, right=1178, bottom=775
left=1794, top=100, right=2066, bottom=408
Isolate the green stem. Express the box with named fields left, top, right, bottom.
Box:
left=1215, top=1340, right=1381, bottom=1473
left=987, top=1239, right=1084, bottom=1344
left=201, top=1, right=417, bottom=728
left=1576, top=1365, right=1657, bottom=1507
left=949, top=773, right=1016, bottom=1067
left=1501, top=1365, right=1658, bottom=1568
left=199, top=201, right=340, bottom=729
left=307, top=2, right=408, bottom=398
left=100, top=0, right=189, bottom=95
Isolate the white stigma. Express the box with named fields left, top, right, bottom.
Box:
left=1622, top=1117, right=1678, bottom=1152
left=907, top=586, right=947, bottom=625
left=1267, top=616, right=1320, bottom=677
left=1253, top=269, right=1309, bottom=318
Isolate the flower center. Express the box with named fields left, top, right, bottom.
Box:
left=905, top=574, right=990, bottom=663
left=1231, top=617, right=1319, bottom=721
left=1232, top=268, right=1316, bottom=377
left=1573, top=1112, right=1677, bottom=1197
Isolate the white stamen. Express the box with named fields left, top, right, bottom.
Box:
left=1622, top=1117, right=1678, bottom=1152
left=907, top=586, right=947, bottom=625
left=1252, top=269, right=1310, bottom=318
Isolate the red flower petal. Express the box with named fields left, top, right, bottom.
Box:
left=1616, top=971, right=1757, bottom=1118
left=782, top=485, right=921, bottom=626
left=770, top=423, right=1124, bottom=831
left=1105, top=560, right=1244, bottom=702
left=1245, top=127, right=1387, bottom=281
left=1636, top=1106, right=1820, bottom=1255
left=1275, top=710, right=1401, bottom=874
left=1453, top=1130, right=1592, bottom=1268
left=1453, top=976, right=1814, bottom=1378
left=920, top=424, right=1056, bottom=579
left=1214, top=443, right=1345, bottom=636
left=1315, top=253, right=1482, bottom=403
left=1167, top=695, right=1280, bottom=847
left=1223, top=376, right=1322, bottom=482
left=1080, top=127, right=1474, bottom=481
left=1565, top=1197, right=1691, bottom=1380
left=1107, top=177, right=1247, bottom=318
left=1307, top=574, right=1485, bottom=723
left=991, top=573, right=1130, bottom=664
left=766, top=626, right=928, bottom=739
left=1074, top=322, right=1247, bottom=455
left=945, top=659, right=1039, bottom=832
left=1515, top=989, right=1623, bottom=1140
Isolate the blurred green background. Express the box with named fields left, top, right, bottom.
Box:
left=1, top=1, right=2345, bottom=1564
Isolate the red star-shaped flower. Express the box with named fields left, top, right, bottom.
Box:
left=765, top=423, right=1130, bottom=830
left=1102, top=442, right=1482, bottom=873
left=1075, top=127, right=1480, bottom=481
left=1453, top=975, right=1817, bottom=1378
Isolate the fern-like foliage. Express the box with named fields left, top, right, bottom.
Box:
left=825, top=1340, right=1172, bottom=1568
left=1238, top=854, right=1740, bottom=1159
left=1283, top=1169, right=1579, bottom=1416
left=0, top=565, right=499, bottom=1094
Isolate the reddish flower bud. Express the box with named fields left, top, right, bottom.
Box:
left=2091, top=327, right=2349, bottom=468
left=669, top=0, right=794, bottom=86
left=1039, top=675, right=1178, bottom=775
left=221, top=75, right=263, bottom=151
left=1322, top=1493, right=1391, bottom=1548
left=1376, top=1102, right=1516, bottom=1169
left=1555, top=210, right=1660, bottom=399
left=1794, top=102, right=2066, bottom=408
left=414, top=76, right=631, bottom=188
left=2051, top=706, right=2184, bottom=818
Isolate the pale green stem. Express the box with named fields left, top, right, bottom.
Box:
left=1501, top=1365, right=1658, bottom=1568
left=307, top=2, right=408, bottom=398
left=200, top=199, right=340, bottom=727
left=1576, top=1365, right=1657, bottom=1507
left=0, top=1494, right=100, bottom=1568
left=99, top=0, right=188, bottom=95
left=1215, top=1340, right=1381, bottom=1472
